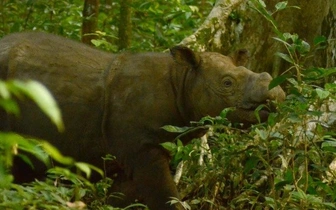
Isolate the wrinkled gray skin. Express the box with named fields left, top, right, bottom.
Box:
left=0, top=32, right=285, bottom=210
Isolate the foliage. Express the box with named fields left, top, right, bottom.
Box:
left=0, top=0, right=83, bottom=39
left=0, top=80, right=109, bottom=209
left=0, top=0, right=214, bottom=52
left=159, top=1, right=336, bottom=209
left=94, top=0, right=214, bottom=52
left=0, top=80, right=64, bottom=187
left=1, top=0, right=336, bottom=210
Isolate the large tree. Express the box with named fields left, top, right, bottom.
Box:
left=180, top=0, right=335, bottom=77
left=82, top=0, right=100, bottom=45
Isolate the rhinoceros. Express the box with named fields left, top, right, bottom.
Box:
left=0, top=32, right=285, bottom=210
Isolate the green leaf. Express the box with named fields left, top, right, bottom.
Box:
left=91, top=39, right=103, bottom=47
left=322, top=140, right=336, bottom=148
left=11, top=80, right=64, bottom=132
left=298, top=40, right=310, bottom=54
left=304, top=67, right=336, bottom=80
left=275, top=52, right=294, bottom=64
left=0, top=99, right=20, bottom=116
left=315, top=88, right=329, bottom=99
left=161, top=125, right=191, bottom=133
left=265, top=196, right=276, bottom=209
left=18, top=139, right=50, bottom=166
left=75, top=162, right=92, bottom=178
left=287, top=78, right=298, bottom=86
left=283, top=32, right=295, bottom=40
left=268, top=75, right=288, bottom=90
left=275, top=1, right=288, bottom=11
left=273, top=37, right=291, bottom=46
left=177, top=139, right=183, bottom=148
left=286, top=33, right=298, bottom=42
left=244, top=156, right=259, bottom=173
left=161, top=142, right=177, bottom=154
left=313, top=35, right=327, bottom=46
left=41, top=141, right=74, bottom=165
left=292, top=187, right=307, bottom=200
left=255, top=128, right=269, bottom=140
left=220, top=107, right=235, bottom=118
left=76, top=162, right=103, bottom=178
left=0, top=81, right=10, bottom=99
left=257, top=0, right=266, bottom=7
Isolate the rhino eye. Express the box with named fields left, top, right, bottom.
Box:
left=223, top=79, right=233, bottom=88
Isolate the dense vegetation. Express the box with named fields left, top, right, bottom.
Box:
left=0, top=0, right=213, bottom=52
left=1, top=0, right=336, bottom=209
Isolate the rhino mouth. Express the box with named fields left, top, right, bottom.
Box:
left=227, top=101, right=275, bottom=126
left=236, top=107, right=270, bottom=122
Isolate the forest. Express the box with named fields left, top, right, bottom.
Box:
left=1, top=0, right=336, bottom=209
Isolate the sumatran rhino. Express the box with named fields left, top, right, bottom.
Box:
left=0, top=32, right=285, bottom=210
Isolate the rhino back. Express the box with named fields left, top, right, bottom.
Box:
left=0, top=32, right=114, bottom=101
left=0, top=32, right=116, bottom=162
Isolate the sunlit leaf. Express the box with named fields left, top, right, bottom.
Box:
left=315, top=88, right=329, bottom=99
left=161, top=142, right=177, bottom=153
left=10, top=80, right=64, bottom=132
left=41, top=141, right=74, bottom=165
left=0, top=81, right=10, bottom=99
left=298, top=40, right=310, bottom=54
left=275, top=52, right=294, bottom=64
left=275, top=1, right=287, bottom=11
left=0, top=99, right=20, bottom=116
left=257, top=0, right=266, bottom=7
left=75, top=162, right=103, bottom=178
left=322, top=140, right=336, bottom=149
left=161, top=125, right=191, bottom=133
left=255, top=128, right=269, bottom=140
left=17, top=138, right=50, bottom=166
left=75, top=162, right=91, bottom=178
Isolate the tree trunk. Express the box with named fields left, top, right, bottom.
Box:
left=82, top=0, right=100, bottom=45
left=181, top=0, right=336, bottom=77
left=118, top=0, right=132, bottom=50
left=322, top=2, right=336, bottom=70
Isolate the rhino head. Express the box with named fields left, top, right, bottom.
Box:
left=170, top=46, right=286, bottom=127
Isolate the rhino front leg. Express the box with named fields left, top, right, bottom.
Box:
left=132, top=144, right=183, bottom=210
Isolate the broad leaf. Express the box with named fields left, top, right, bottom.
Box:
left=162, top=125, right=191, bottom=133
left=75, top=162, right=103, bottom=178
left=275, top=52, right=294, bottom=64
left=41, top=141, right=74, bottom=165
left=313, top=35, right=327, bottom=46
left=11, top=80, right=64, bottom=132
left=268, top=75, right=288, bottom=90
left=275, top=1, right=287, bottom=11
left=0, top=81, right=10, bottom=99
left=315, top=88, right=329, bottom=99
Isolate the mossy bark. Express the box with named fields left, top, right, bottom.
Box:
left=181, top=0, right=336, bottom=76
left=118, top=0, right=132, bottom=51
left=81, top=0, right=100, bottom=45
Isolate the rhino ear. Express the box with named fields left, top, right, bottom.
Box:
left=170, top=45, right=201, bottom=69
left=230, top=49, right=250, bottom=67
